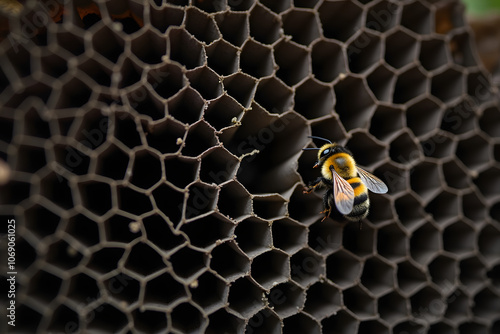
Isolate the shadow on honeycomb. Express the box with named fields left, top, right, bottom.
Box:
left=0, top=0, right=499, bottom=333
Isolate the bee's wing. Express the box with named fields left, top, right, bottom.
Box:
left=357, top=167, right=388, bottom=194
left=332, top=168, right=355, bottom=215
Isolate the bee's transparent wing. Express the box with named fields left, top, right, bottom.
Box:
left=332, top=168, right=355, bottom=215
left=357, top=167, right=388, bottom=194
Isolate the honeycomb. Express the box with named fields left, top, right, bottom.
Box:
left=0, top=0, right=500, bottom=333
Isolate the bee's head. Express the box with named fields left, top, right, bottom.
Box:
left=314, top=143, right=338, bottom=168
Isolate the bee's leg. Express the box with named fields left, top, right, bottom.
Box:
left=320, top=207, right=331, bottom=222
left=320, top=189, right=333, bottom=221
left=303, top=177, right=325, bottom=194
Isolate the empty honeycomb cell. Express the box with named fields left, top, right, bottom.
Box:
left=322, top=310, right=359, bottom=333
left=55, top=31, right=85, bottom=56
left=274, top=39, right=309, bottom=86
left=287, top=184, right=323, bottom=225
left=468, top=72, right=495, bottom=104
left=52, top=142, right=90, bottom=176
left=192, top=0, right=225, bottom=13
left=401, top=1, right=432, bottom=34
left=457, top=135, right=491, bottom=170
left=112, top=113, right=143, bottom=148
left=343, top=221, right=375, bottom=256
left=78, top=58, right=113, bottom=87
left=228, top=276, right=265, bottom=318
left=385, top=29, right=419, bottom=69
left=149, top=4, right=183, bottom=33
left=126, top=86, right=167, bottom=120
left=223, top=72, right=257, bottom=108
left=421, top=133, right=456, bottom=159
left=0, top=180, right=29, bottom=205
left=65, top=213, right=100, bottom=247
left=199, top=146, right=239, bottom=185
left=182, top=120, right=218, bottom=157
left=303, top=282, right=341, bottom=319
left=66, top=272, right=101, bottom=304
left=254, top=76, right=294, bottom=113
left=358, top=320, right=390, bottom=334
left=443, top=220, right=475, bottom=255
left=5, top=44, right=31, bottom=77
left=449, top=32, right=477, bottom=67
left=282, top=312, right=321, bottom=334
left=253, top=195, right=287, bottom=219
left=282, top=8, right=320, bottom=46
left=185, top=182, right=218, bottom=219
left=429, top=255, right=457, bottom=292
left=249, top=3, right=281, bottom=45
left=91, top=24, right=125, bottom=64
left=152, top=185, right=184, bottom=225
left=489, top=264, right=500, bottom=289
left=167, top=87, right=205, bottom=124
left=46, top=304, right=79, bottom=333
left=411, top=208, right=446, bottom=252
left=361, top=257, right=395, bottom=296
left=389, top=131, right=420, bottom=165
left=268, top=281, right=305, bottom=318
left=167, top=28, right=205, bottom=69
left=334, top=77, right=376, bottom=132
left=365, top=0, right=399, bottom=33
left=87, top=247, right=125, bottom=274
left=394, top=321, right=425, bottom=334
left=366, top=64, right=397, bottom=102
left=431, top=68, right=465, bottom=103
left=9, top=237, right=36, bottom=271
left=24, top=204, right=59, bottom=239
left=290, top=248, right=323, bottom=287
left=46, top=239, right=83, bottom=270
left=308, top=219, right=342, bottom=255
left=397, top=260, right=427, bottom=295
left=103, top=273, right=140, bottom=304
left=462, top=191, right=486, bottom=221
left=240, top=39, right=275, bottom=78
left=442, top=160, right=469, bottom=189
left=346, top=132, right=386, bottom=167
left=377, top=223, right=407, bottom=261
left=144, top=119, right=186, bottom=154
left=311, top=39, right=346, bottom=83
left=170, top=246, right=207, bottom=280
left=214, top=11, right=249, bottom=47
left=39, top=52, right=68, bottom=78
left=475, top=167, right=500, bottom=199
left=460, top=256, right=487, bottom=292
left=411, top=286, right=445, bottom=322
left=207, top=308, right=245, bottom=333
left=210, top=241, right=250, bottom=281
left=181, top=212, right=234, bottom=249
left=144, top=272, right=187, bottom=306
left=54, top=77, right=92, bottom=109
left=143, top=213, right=185, bottom=252
left=217, top=180, right=251, bottom=220
left=441, top=100, right=476, bottom=135
left=185, top=6, right=220, bottom=44
left=78, top=180, right=113, bottom=216
left=187, top=67, right=223, bottom=100
left=27, top=269, right=62, bottom=303
left=16, top=144, right=47, bottom=173
left=373, top=162, right=407, bottom=194
left=420, top=38, right=449, bottom=71
left=71, top=109, right=109, bottom=149
left=343, top=285, right=376, bottom=318
left=429, top=322, right=455, bottom=334
left=410, top=161, right=441, bottom=201
left=206, top=39, right=239, bottom=76
left=347, top=31, right=382, bottom=73
left=246, top=309, right=282, bottom=334
left=425, top=191, right=460, bottom=225
left=378, top=291, right=409, bottom=323
left=170, top=302, right=206, bottom=333
left=234, top=217, right=271, bottom=257
left=39, top=172, right=74, bottom=210
left=318, top=0, right=363, bottom=42
left=326, top=250, right=361, bottom=288
left=117, top=186, right=153, bottom=215
left=473, top=287, right=500, bottom=319
left=125, top=242, right=165, bottom=276
left=459, top=322, right=489, bottom=334
left=251, top=249, right=289, bottom=289
left=478, top=225, right=500, bottom=263
left=294, top=78, right=334, bottom=119
left=130, top=150, right=162, bottom=189
left=405, top=98, right=442, bottom=137
left=393, top=66, right=428, bottom=104
left=132, top=309, right=167, bottom=333
left=479, top=106, right=500, bottom=137
left=189, top=271, right=228, bottom=312
left=147, top=62, right=186, bottom=99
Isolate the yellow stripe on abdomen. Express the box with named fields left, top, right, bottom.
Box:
left=348, top=177, right=367, bottom=197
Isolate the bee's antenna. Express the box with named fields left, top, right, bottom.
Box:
left=302, top=147, right=321, bottom=151
left=308, top=136, right=332, bottom=144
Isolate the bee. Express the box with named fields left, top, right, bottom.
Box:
left=303, top=136, right=388, bottom=223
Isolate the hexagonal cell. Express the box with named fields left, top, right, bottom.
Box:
left=282, top=9, right=320, bottom=46
left=27, top=270, right=62, bottom=304
left=251, top=249, right=289, bottom=290
left=326, top=249, right=361, bottom=288
left=347, top=31, right=382, bottom=73
left=186, top=66, right=223, bottom=101
left=393, top=66, right=428, bottom=104
left=361, top=257, right=395, bottom=296
left=345, top=132, right=386, bottom=167
left=167, top=86, right=204, bottom=125
left=401, top=1, right=431, bottom=34
left=210, top=241, right=250, bottom=282
left=358, top=319, right=389, bottom=334
left=441, top=100, right=476, bottom=135
left=22, top=106, right=50, bottom=138
left=460, top=256, right=487, bottom=292
left=254, top=77, right=294, bottom=113
left=318, top=0, right=363, bottom=42
left=124, top=242, right=165, bottom=277
left=343, top=285, right=376, bottom=318
left=294, top=78, right=334, bottom=120
left=46, top=304, right=80, bottom=333
left=288, top=184, right=323, bottom=225
left=378, top=291, right=409, bottom=323
left=443, top=289, right=469, bottom=322
left=420, top=37, right=449, bottom=71
left=488, top=263, right=500, bottom=289
left=366, top=64, right=397, bottom=102
left=214, top=11, right=249, bottom=47
left=182, top=120, right=218, bottom=157
left=260, top=0, right=291, bottom=13
left=394, top=321, right=425, bottom=334
left=144, top=272, right=187, bottom=306
left=450, top=32, right=477, bottom=67
left=167, top=27, right=205, bottom=69
left=170, top=246, right=206, bottom=281
left=290, top=248, right=323, bottom=287
left=125, top=85, right=167, bottom=120
left=130, top=29, right=166, bottom=64
left=311, top=39, right=346, bottom=83
left=129, top=151, right=162, bottom=190
left=170, top=302, right=206, bottom=333
left=86, top=303, right=128, bottom=333
left=223, top=72, right=257, bottom=108
left=228, top=276, right=264, bottom=318
left=429, top=254, right=457, bottom=293
left=234, top=217, right=272, bottom=258
left=229, top=0, right=257, bottom=11
left=149, top=4, right=183, bottom=33
left=334, top=77, right=376, bottom=132
left=190, top=271, right=228, bottom=313
left=385, top=30, right=419, bottom=69
left=39, top=172, right=74, bottom=210
left=479, top=106, right=500, bottom=137
left=421, top=133, right=456, bottom=159
left=253, top=195, right=286, bottom=219
left=397, top=260, right=427, bottom=295
left=303, top=282, right=341, bottom=319
left=410, top=161, right=441, bottom=201
left=112, top=113, right=143, bottom=148
left=206, top=308, right=245, bottom=334
left=103, top=273, right=140, bottom=304
left=425, top=191, right=460, bottom=225
left=389, top=131, right=420, bottom=165
left=282, top=312, right=320, bottom=334
left=468, top=71, right=495, bottom=104
left=143, top=213, right=185, bottom=251
left=429, top=322, right=456, bottom=334
left=308, top=219, right=342, bottom=255
left=240, top=39, right=274, bottom=78
left=431, top=68, right=464, bottom=103
left=206, top=39, right=239, bottom=76
left=377, top=223, right=407, bottom=261
left=462, top=191, right=487, bottom=221
left=459, top=322, right=489, bottom=334
left=268, top=281, right=305, bottom=318
left=87, top=247, right=125, bottom=274
left=406, top=98, right=442, bottom=137
left=249, top=3, right=282, bottom=45
left=475, top=166, right=500, bottom=199
left=473, top=287, right=500, bottom=319
left=443, top=220, right=475, bottom=255
left=91, top=25, right=125, bottom=64
left=66, top=272, right=101, bottom=305
left=478, top=225, right=500, bottom=263
left=343, top=220, right=375, bottom=256
left=152, top=185, right=184, bottom=226
left=95, top=144, right=129, bottom=180
left=46, top=239, right=83, bottom=270
left=365, top=0, right=399, bottom=32
left=204, top=95, right=244, bottom=131
left=410, top=222, right=441, bottom=265
left=372, top=162, right=406, bottom=195
left=185, top=6, right=219, bottom=44
left=246, top=309, right=282, bottom=334
left=442, top=160, right=470, bottom=190
left=217, top=180, right=251, bottom=220
left=322, top=310, right=358, bottom=333
left=23, top=203, right=61, bottom=239
left=131, top=309, right=167, bottom=333
left=272, top=218, right=307, bottom=254
left=117, top=185, right=153, bottom=216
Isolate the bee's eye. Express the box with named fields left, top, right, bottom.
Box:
left=321, top=148, right=330, bottom=157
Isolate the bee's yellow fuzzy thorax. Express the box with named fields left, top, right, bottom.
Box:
left=320, top=151, right=357, bottom=180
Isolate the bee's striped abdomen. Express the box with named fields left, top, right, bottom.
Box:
left=345, top=177, right=369, bottom=221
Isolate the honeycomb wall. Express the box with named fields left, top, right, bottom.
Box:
left=0, top=0, right=499, bottom=333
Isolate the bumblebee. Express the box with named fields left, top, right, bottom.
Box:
left=303, top=136, right=388, bottom=223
